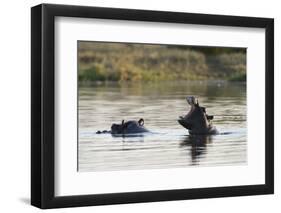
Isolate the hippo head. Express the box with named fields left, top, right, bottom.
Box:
left=111, top=118, right=147, bottom=135
left=178, top=96, right=216, bottom=135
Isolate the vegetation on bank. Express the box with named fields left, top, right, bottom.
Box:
left=78, top=42, right=246, bottom=83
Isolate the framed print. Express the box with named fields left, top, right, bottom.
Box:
left=31, top=3, right=274, bottom=209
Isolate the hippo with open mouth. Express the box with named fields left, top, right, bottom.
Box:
left=96, top=118, right=149, bottom=135
left=178, top=96, right=218, bottom=135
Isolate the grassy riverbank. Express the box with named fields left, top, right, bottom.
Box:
left=78, top=42, right=246, bottom=83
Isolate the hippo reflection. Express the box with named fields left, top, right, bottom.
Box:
left=180, top=135, right=212, bottom=164
left=178, top=96, right=218, bottom=135
left=96, top=118, right=149, bottom=136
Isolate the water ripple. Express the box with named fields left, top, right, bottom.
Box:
left=78, top=81, right=247, bottom=172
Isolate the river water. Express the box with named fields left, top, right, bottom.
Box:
left=78, top=81, right=247, bottom=172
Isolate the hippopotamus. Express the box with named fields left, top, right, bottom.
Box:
left=178, top=96, right=218, bottom=135
left=96, top=118, right=149, bottom=135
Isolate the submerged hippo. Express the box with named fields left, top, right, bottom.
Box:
left=178, top=96, right=218, bottom=135
left=96, top=118, right=149, bottom=135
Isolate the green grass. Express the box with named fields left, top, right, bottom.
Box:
left=228, top=73, right=247, bottom=81
left=78, top=42, right=246, bottom=83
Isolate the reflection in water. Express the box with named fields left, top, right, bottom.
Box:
left=78, top=81, right=247, bottom=172
left=180, top=135, right=212, bottom=165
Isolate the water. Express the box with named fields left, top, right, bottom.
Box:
left=78, top=80, right=247, bottom=172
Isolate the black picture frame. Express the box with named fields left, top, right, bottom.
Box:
left=31, top=3, right=274, bottom=209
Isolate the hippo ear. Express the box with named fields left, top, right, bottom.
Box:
left=138, top=118, right=144, bottom=126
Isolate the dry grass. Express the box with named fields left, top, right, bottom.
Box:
left=78, top=42, right=246, bottom=82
